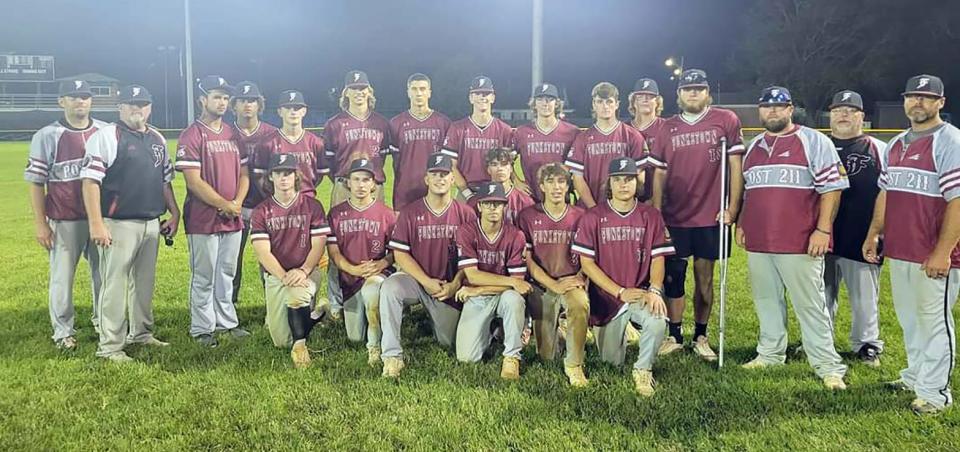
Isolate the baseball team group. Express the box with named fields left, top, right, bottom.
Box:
left=24, top=67, right=958, bottom=415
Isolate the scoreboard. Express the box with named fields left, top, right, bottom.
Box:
left=0, top=55, right=55, bottom=81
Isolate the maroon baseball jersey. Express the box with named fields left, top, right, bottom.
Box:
left=175, top=121, right=246, bottom=234
left=572, top=201, right=674, bottom=326
left=253, top=129, right=329, bottom=199
left=456, top=219, right=527, bottom=283
left=250, top=193, right=330, bottom=271
left=879, top=123, right=960, bottom=267
left=740, top=125, right=848, bottom=254
left=647, top=108, right=744, bottom=227
left=236, top=121, right=278, bottom=208
left=631, top=117, right=668, bottom=202
left=389, top=110, right=452, bottom=209
left=323, top=110, right=391, bottom=183
left=327, top=200, right=398, bottom=300
left=514, top=120, right=580, bottom=201
left=517, top=203, right=584, bottom=280
left=441, top=116, right=514, bottom=185
left=467, top=186, right=535, bottom=226
left=564, top=122, right=647, bottom=202
left=25, top=118, right=108, bottom=220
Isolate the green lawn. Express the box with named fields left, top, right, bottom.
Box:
left=0, top=139, right=957, bottom=450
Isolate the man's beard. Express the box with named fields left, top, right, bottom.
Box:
left=909, top=109, right=934, bottom=124
left=680, top=98, right=707, bottom=114
left=763, top=117, right=790, bottom=133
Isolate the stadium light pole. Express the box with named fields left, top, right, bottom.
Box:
left=532, top=0, right=543, bottom=90
left=158, top=46, right=176, bottom=128
left=184, top=0, right=195, bottom=125
left=665, top=56, right=684, bottom=81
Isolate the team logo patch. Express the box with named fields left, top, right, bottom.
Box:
left=279, top=155, right=288, bottom=164
left=487, top=185, right=496, bottom=195
left=435, top=156, right=443, bottom=165
left=642, top=80, right=650, bottom=89
left=541, top=84, right=548, bottom=92
left=74, top=80, right=83, bottom=90
left=917, top=77, right=930, bottom=89
left=844, top=154, right=871, bottom=176
left=777, top=150, right=790, bottom=158
left=243, top=85, right=251, bottom=95
left=151, top=144, right=165, bottom=167
left=218, top=77, right=225, bottom=86
left=841, top=92, right=852, bottom=102
left=289, top=92, right=297, bottom=102
left=619, top=159, right=628, bottom=170
left=132, top=87, right=141, bottom=97
left=478, top=78, right=486, bottom=87
left=176, top=145, right=186, bottom=158
left=353, top=72, right=360, bottom=82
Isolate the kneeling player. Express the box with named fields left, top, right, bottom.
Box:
left=573, top=157, right=672, bottom=396
left=517, top=164, right=590, bottom=386
left=455, top=182, right=531, bottom=380
left=327, top=159, right=397, bottom=366
left=250, top=154, right=331, bottom=368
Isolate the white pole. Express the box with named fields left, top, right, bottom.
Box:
left=184, top=0, right=195, bottom=125
left=718, top=136, right=729, bottom=368
left=532, top=0, right=543, bottom=89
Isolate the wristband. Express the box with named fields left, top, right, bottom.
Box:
left=617, top=287, right=626, bottom=300
left=649, top=286, right=663, bottom=297
left=816, top=227, right=831, bottom=235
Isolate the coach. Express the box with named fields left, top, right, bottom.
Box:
left=80, top=85, right=178, bottom=362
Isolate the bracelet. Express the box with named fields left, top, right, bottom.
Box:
left=617, top=287, right=626, bottom=300
left=649, top=286, right=664, bottom=297
left=816, top=227, right=832, bottom=235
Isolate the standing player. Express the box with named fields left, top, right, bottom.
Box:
left=389, top=73, right=452, bottom=209
left=253, top=90, right=328, bottom=198
left=646, top=69, right=745, bottom=360
left=517, top=163, right=590, bottom=386
left=864, top=75, right=960, bottom=415
left=80, top=84, right=178, bottom=362
left=468, top=148, right=534, bottom=225
left=25, top=79, right=105, bottom=348
left=572, top=157, right=672, bottom=396
left=824, top=89, right=885, bottom=367
left=379, top=154, right=476, bottom=378
left=327, top=159, right=397, bottom=365
left=441, top=76, right=515, bottom=199
left=455, top=182, right=531, bottom=380
left=250, top=153, right=330, bottom=368
left=565, top=82, right=647, bottom=208
left=627, top=78, right=667, bottom=202
left=231, top=81, right=276, bottom=305
left=737, top=86, right=848, bottom=390
left=514, top=83, right=579, bottom=202
left=323, top=70, right=390, bottom=207
left=176, top=76, right=249, bottom=347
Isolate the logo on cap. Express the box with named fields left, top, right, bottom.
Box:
left=132, top=87, right=141, bottom=97
left=619, top=159, right=627, bottom=170
left=771, top=89, right=781, bottom=97
left=841, top=92, right=852, bottom=102
left=218, top=77, right=225, bottom=86
left=243, top=85, right=251, bottom=95
left=918, top=77, right=930, bottom=89
left=289, top=92, right=297, bottom=102
left=642, top=80, right=650, bottom=89
left=359, top=159, right=368, bottom=166
left=478, top=78, right=486, bottom=87
left=488, top=185, right=496, bottom=195
left=74, top=80, right=83, bottom=90
left=279, top=155, right=288, bottom=164
left=435, top=156, right=443, bottom=165
left=353, top=72, right=360, bottom=82
left=541, top=84, right=548, bottom=93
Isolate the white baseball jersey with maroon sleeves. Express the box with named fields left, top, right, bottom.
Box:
left=740, top=125, right=849, bottom=254
left=25, top=119, right=108, bottom=220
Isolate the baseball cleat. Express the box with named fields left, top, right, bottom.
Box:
left=291, top=341, right=311, bottom=369
left=822, top=374, right=847, bottom=390
left=56, top=336, right=78, bottom=350
left=886, top=379, right=912, bottom=392
left=693, top=336, right=718, bottom=362
left=500, top=356, right=521, bottom=380
left=632, top=369, right=656, bottom=397
left=367, top=346, right=382, bottom=367
left=195, top=334, right=218, bottom=348
left=911, top=399, right=946, bottom=416
left=625, top=323, right=640, bottom=346
left=857, top=345, right=881, bottom=367
left=658, top=336, right=683, bottom=356
left=382, top=356, right=405, bottom=378
left=741, top=356, right=781, bottom=369
left=564, top=365, right=589, bottom=388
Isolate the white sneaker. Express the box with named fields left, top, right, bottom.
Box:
left=741, top=356, right=781, bottom=370
left=692, top=336, right=718, bottom=362
left=367, top=346, right=382, bottom=367
left=104, top=352, right=134, bottom=363
left=382, top=356, right=405, bottom=378
left=632, top=369, right=656, bottom=397
left=658, top=336, right=683, bottom=356
left=823, top=374, right=846, bottom=390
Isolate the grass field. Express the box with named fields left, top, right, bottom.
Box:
left=0, top=138, right=958, bottom=451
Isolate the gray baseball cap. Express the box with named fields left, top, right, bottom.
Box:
left=829, top=90, right=864, bottom=111
left=902, top=74, right=945, bottom=98
left=59, top=80, right=93, bottom=97
left=117, top=84, right=153, bottom=105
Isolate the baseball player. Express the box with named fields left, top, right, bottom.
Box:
left=824, top=89, right=885, bottom=367
left=323, top=70, right=390, bottom=208
left=252, top=90, right=328, bottom=198
left=379, top=153, right=476, bottom=378
left=80, top=84, right=178, bottom=362
left=327, top=159, right=397, bottom=366
left=627, top=78, right=667, bottom=202
left=441, top=76, right=516, bottom=200
left=572, top=157, right=672, bottom=396
left=514, top=83, right=579, bottom=202
left=250, top=153, right=331, bottom=368
left=231, top=81, right=277, bottom=305
left=389, top=73, right=452, bottom=209
left=738, top=86, right=848, bottom=390
left=455, top=181, right=531, bottom=380
left=176, top=75, right=250, bottom=347
left=565, top=82, right=647, bottom=208
left=25, top=79, right=106, bottom=349
left=863, top=74, right=960, bottom=415
left=467, top=147, right=534, bottom=226
left=646, top=69, right=745, bottom=361
left=517, top=163, right=590, bottom=386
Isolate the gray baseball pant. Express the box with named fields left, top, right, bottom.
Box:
left=594, top=303, right=667, bottom=370
left=48, top=219, right=102, bottom=341
left=379, top=272, right=461, bottom=359
left=187, top=231, right=242, bottom=336
left=824, top=255, right=883, bottom=352
left=456, top=290, right=526, bottom=362
left=528, top=286, right=590, bottom=367
left=343, top=275, right=385, bottom=350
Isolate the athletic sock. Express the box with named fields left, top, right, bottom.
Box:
left=694, top=322, right=708, bottom=341
left=668, top=322, right=683, bottom=343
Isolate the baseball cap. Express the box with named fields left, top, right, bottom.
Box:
left=426, top=153, right=454, bottom=173
left=117, top=85, right=153, bottom=105
left=902, top=74, right=945, bottom=98
left=269, top=153, right=299, bottom=172
left=532, top=83, right=559, bottom=98
left=233, top=81, right=263, bottom=99
left=828, top=90, right=864, bottom=111
left=469, top=76, right=495, bottom=93
left=677, top=69, right=709, bottom=89
left=758, top=86, right=793, bottom=106
left=472, top=181, right=508, bottom=204
left=345, top=70, right=370, bottom=89
left=278, top=90, right=307, bottom=108
left=197, top=75, right=233, bottom=96
left=58, top=80, right=93, bottom=98
left=631, top=78, right=660, bottom=96
left=607, top=156, right=639, bottom=177
left=347, top=158, right=377, bottom=177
